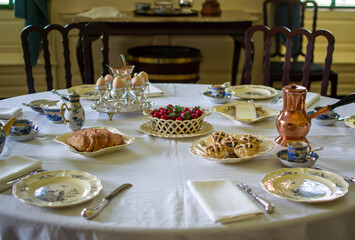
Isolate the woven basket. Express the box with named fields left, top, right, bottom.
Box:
left=143, top=109, right=211, bottom=135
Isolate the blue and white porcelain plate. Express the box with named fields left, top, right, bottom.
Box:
left=261, top=168, right=348, bottom=203
left=12, top=170, right=102, bottom=208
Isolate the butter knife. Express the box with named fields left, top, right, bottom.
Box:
left=81, top=183, right=132, bottom=220
left=238, top=183, right=275, bottom=213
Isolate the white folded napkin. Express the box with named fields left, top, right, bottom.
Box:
left=0, top=108, right=22, bottom=120
left=306, top=92, right=320, bottom=108
left=148, top=83, right=164, bottom=97
left=76, top=6, right=127, bottom=19
left=0, top=155, right=42, bottom=183
left=187, top=179, right=263, bottom=224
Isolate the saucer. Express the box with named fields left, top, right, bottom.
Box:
left=277, top=150, right=319, bottom=168
left=202, top=91, right=231, bottom=104
left=8, top=125, right=39, bottom=142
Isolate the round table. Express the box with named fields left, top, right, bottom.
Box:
left=0, top=84, right=354, bottom=240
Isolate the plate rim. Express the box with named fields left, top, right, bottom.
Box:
left=189, top=133, right=274, bottom=164
left=260, top=167, right=349, bottom=203
left=12, top=170, right=102, bottom=208
left=344, top=115, right=355, bottom=129
left=140, top=121, right=213, bottom=138
left=228, top=85, right=278, bottom=100
left=212, top=102, right=279, bottom=124
left=54, top=126, right=135, bottom=157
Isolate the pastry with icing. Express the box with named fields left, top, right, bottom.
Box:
left=234, top=142, right=258, bottom=158
left=205, top=143, right=228, bottom=159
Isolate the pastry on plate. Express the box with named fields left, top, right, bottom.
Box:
left=234, top=142, right=258, bottom=158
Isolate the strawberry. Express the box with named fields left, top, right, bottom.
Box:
left=153, top=112, right=161, bottom=118
left=195, top=109, right=203, bottom=116
left=160, top=114, right=168, bottom=120
left=191, top=113, right=199, bottom=119
left=176, top=117, right=182, bottom=121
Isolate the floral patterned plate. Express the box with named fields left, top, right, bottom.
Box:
left=12, top=170, right=102, bottom=208
left=261, top=168, right=348, bottom=203
left=212, top=102, right=279, bottom=124
left=189, top=133, right=274, bottom=164
left=228, top=85, right=278, bottom=100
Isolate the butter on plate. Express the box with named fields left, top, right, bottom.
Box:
left=235, top=102, right=257, bottom=121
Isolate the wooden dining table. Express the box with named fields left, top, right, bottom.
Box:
left=0, top=83, right=354, bottom=240
left=61, top=10, right=257, bottom=85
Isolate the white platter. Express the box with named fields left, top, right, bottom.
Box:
left=140, top=121, right=213, bottom=138
left=12, top=170, right=102, bottom=208
left=189, top=133, right=274, bottom=164
left=212, top=102, right=279, bottom=124
left=54, top=127, right=135, bottom=157
left=344, top=115, right=355, bottom=130
left=228, top=85, right=278, bottom=100
left=261, top=168, right=348, bottom=203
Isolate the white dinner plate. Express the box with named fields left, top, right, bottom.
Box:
left=189, top=133, right=274, bottom=164
left=140, top=121, right=214, bottom=138
left=228, top=85, right=278, bottom=100
left=67, top=84, right=97, bottom=100
left=54, top=127, right=135, bottom=157
left=261, top=168, right=348, bottom=203
left=212, top=102, right=279, bottom=124
left=12, top=170, right=102, bottom=208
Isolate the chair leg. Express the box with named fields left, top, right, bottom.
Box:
left=329, top=73, right=338, bottom=98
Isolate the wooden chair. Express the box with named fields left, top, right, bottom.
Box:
left=21, top=23, right=109, bottom=93
left=260, top=0, right=338, bottom=97
left=243, top=25, right=335, bottom=97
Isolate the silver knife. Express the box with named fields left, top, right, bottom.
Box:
left=81, top=183, right=132, bottom=220
left=238, top=183, right=275, bottom=213
left=315, top=167, right=355, bottom=183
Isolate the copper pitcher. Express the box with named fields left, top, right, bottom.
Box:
left=275, top=84, right=355, bottom=146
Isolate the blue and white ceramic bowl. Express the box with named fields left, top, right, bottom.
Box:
left=10, top=119, right=33, bottom=135
left=9, top=124, right=40, bottom=142
left=41, top=105, right=65, bottom=124
left=308, top=108, right=339, bottom=126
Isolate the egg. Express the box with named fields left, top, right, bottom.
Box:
left=138, top=71, right=149, bottom=82
left=132, top=75, right=143, bottom=86
left=125, top=75, right=132, bottom=81
left=96, top=76, right=106, bottom=86
left=113, top=76, right=125, bottom=88
left=105, top=74, right=113, bottom=83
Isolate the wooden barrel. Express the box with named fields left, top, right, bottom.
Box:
left=127, top=46, right=201, bottom=83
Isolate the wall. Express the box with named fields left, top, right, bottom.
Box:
left=0, top=0, right=354, bottom=98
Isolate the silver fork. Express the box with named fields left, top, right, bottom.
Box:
left=237, top=183, right=275, bottom=214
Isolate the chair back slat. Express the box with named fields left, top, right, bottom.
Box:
left=21, top=23, right=109, bottom=93
left=243, top=25, right=335, bottom=96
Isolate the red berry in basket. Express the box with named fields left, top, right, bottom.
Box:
left=167, top=110, right=172, bottom=115
left=153, top=112, right=161, bottom=118
left=196, top=109, right=203, bottom=116
left=176, top=117, right=182, bottom=121
left=181, top=111, right=191, bottom=120
left=169, top=115, right=177, bottom=120
left=160, top=109, right=167, bottom=115
left=191, top=113, right=198, bottom=119
left=161, top=114, right=168, bottom=120
left=150, top=109, right=157, bottom=115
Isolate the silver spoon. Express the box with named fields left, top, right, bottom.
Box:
left=81, top=183, right=132, bottom=220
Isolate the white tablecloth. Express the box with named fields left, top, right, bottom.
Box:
left=0, top=84, right=354, bottom=240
